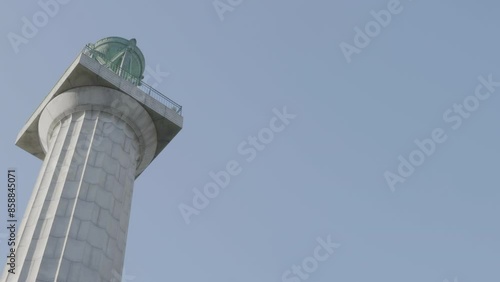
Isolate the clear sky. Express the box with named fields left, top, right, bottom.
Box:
left=1, top=0, right=499, bottom=281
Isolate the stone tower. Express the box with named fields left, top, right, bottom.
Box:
left=1, top=37, right=183, bottom=281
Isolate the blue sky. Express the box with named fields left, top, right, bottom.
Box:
left=1, top=0, right=499, bottom=281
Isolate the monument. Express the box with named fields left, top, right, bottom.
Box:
left=1, top=37, right=183, bottom=281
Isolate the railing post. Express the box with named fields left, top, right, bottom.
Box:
left=82, top=45, right=182, bottom=116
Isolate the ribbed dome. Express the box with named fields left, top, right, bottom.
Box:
left=91, top=37, right=146, bottom=80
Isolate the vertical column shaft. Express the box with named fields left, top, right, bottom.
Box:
left=1, top=87, right=157, bottom=282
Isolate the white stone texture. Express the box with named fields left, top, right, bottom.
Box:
left=1, top=87, right=157, bottom=282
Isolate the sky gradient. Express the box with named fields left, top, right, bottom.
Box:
left=1, top=0, right=499, bottom=281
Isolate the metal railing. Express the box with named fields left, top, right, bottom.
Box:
left=82, top=44, right=182, bottom=115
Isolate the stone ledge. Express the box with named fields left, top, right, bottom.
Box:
left=16, top=53, right=183, bottom=178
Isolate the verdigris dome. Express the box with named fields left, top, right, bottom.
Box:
left=89, top=37, right=146, bottom=81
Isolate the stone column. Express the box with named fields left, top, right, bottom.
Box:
left=1, top=86, right=157, bottom=282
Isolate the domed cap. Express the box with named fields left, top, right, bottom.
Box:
left=91, top=37, right=146, bottom=80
